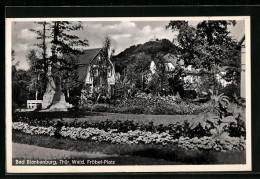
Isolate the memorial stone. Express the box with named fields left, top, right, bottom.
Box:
left=41, top=64, right=71, bottom=111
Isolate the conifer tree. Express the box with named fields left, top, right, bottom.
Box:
left=30, top=21, right=50, bottom=76
left=49, top=21, right=88, bottom=87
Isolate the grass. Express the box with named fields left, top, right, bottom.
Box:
left=13, top=131, right=246, bottom=165
left=74, top=113, right=196, bottom=126
left=15, top=111, right=196, bottom=126
left=15, top=111, right=102, bottom=119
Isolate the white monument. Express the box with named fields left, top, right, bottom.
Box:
left=41, top=64, right=72, bottom=111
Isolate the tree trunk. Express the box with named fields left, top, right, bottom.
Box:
left=67, top=89, right=69, bottom=98
left=52, top=21, right=59, bottom=64
left=141, top=68, right=144, bottom=91
left=43, top=21, right=47, bottom=76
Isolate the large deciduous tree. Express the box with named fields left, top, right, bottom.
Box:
left=125, top=52, right=151, bottom=91
left=26, top=49, right=45, bottom=100
left=166, top=20, right=241, bottom=93
left=12, top=50, right=31, bottom=109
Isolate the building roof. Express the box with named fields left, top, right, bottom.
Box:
left=77, top=48, right=102, bottom=65
left=164, top=53, right=185, bottom=67
left=164, top=54, right=178, bottom=66
left=76, top=48, right=102, bottom=82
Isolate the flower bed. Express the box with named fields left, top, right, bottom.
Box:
left=13, top=115, right=212, bottom=138
left=12, top=122, right=56, bottom=136
left=12, top=121, right=246, bottom=152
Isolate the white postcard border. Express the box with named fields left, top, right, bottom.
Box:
left=5, top=16, right=251, bottom=173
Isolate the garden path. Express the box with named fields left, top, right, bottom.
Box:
left=12, top=142, right=183, bottom=165
left=12, top=143, right=115, bottom=160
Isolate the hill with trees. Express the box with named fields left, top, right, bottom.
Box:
left=112, top=20, right=242, bottom=99
left=111, top=38, right=182, bottom=97
left=112, top=38, right=180, bottom=74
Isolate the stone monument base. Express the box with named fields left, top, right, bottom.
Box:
left=40, top=91, right=72, bottom=111
left=48, top=91, right=72, bottom=111
left=42, top=93, right=54, bottom=109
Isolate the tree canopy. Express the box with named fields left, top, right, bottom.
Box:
left=28, top=21, right=89, bottom=100
left=50, top=21, right=88, bottom=58
left=166, top=20, right=241, bottom=85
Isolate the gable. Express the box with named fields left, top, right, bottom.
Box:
left=76, top=48, right=102, bottom=82
left=164, top=54, right=178, bottom=67
left=77, top=48, right=102, bottom=65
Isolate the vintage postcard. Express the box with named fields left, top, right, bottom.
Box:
left=5, top=16, right=251, bottom=173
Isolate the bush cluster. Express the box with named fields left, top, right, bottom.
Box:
left=81, top=97, right=212, bottom=115
left=13, top=116, right=56, bottom=127
left=116, top=97, right=211, bottom=114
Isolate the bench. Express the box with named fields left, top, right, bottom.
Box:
left=27, top=100, right=43, bottom=109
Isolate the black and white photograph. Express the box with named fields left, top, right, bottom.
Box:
left=5, top=17, right=251, bottom=173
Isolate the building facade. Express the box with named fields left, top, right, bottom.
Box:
left=76, top=48, right=116, bottom=98
left=239, top=35, right=245, bottom=98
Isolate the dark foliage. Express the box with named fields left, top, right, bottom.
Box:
left=226, top=120, right=246, bottom=138
left=12, top=67, right=33, bottom=108
left=54, top=119, right=63, bottom=138
left=219, top=83, right=240, bottom=102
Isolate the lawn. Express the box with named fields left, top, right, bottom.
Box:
left=68, top=113, right=197, bottom=126
left=15, top=111, right=196, bottom=125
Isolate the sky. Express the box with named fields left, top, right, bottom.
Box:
left=11, top=20, right=245, bottom=70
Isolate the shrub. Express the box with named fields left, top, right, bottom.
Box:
left=226, top=120, right=246, bottom=138
left=219, top=83, right=240, bottom=102
left=71, top=94, right=213, bottom=115
left=120, top=106, right=146, bottom=114
left=114, top=97, right=211, bottom=115
left=91, top=104, right=109, bottom=112
left=152, top=106, right=170, bottom=115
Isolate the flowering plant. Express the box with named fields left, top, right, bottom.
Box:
left=12, top=122, right=55, bottom=136
left=13, top=121, right=246, bottom=152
